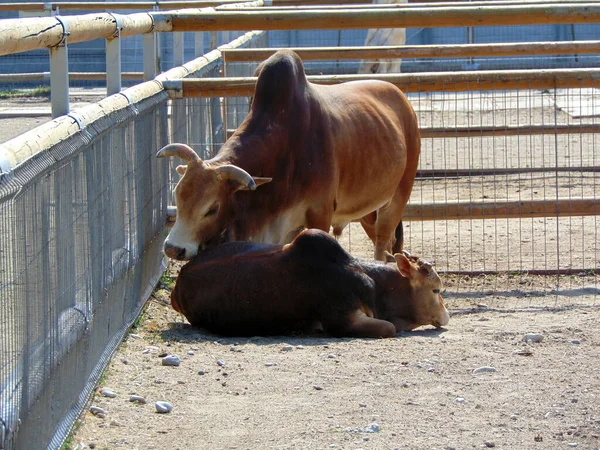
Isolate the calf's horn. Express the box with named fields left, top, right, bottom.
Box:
left=214, top=165, right=257, bottom=191
left=156, top=143, right=201, bottom=163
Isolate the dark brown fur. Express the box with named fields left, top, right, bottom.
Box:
left=171, top=229, right=448, bottom=338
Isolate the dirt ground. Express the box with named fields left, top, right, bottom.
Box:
left=70, top=260, right=600, bottom=450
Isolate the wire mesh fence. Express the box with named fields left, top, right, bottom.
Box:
left=0, top=87, right=171, bottom=449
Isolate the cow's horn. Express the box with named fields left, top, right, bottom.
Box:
left=156, top=143, right=201, bottom=163
left=214, top=165, right=257, bottom=191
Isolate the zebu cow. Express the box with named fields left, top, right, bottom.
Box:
left=171, top=229, right=449, bottom=338
left=158, top=49, right=420, bottom=261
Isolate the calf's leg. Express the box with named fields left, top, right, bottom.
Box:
left=323, top=309, right=396, bottom=338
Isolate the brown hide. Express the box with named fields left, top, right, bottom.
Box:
left=158, top=49, right=421, bottom=261
left=170, top=229, right=449, bottom=338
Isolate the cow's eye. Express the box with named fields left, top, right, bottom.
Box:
left=205, top=204, right=219, bottom=217
left=433, top=289, right=441, bottom=294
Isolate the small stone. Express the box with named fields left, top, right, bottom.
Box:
left=473, top=366, right=497, bottom=375
left=129, top=333, right=140, bottom=339
left=571, top=398, right=578, bottom=403
left=158, top=352, right=168, bottom=358
left=162, top=355, right=181, bottom=366
left=327, top=354, right=336, bottom=359
left=510, top=415, right=518, bottom=421
left=455, top=397, right=466, bottom=403
left=571, top=339, right=581, bottom=345
left=155, top=401, right=172, bottom=414
left=427, top=368, right=435, bottom=373
left=296, top=345, right=304, bottom=349
left=89, top=406, right=107, bottom=417
left=567, top=444, right=578, bottom=448
left=109, top=420, right=121, bottom=427
left=313, top=385, right=324, bottom=390
left=477, top=303, right=489, bottom=309
left=216, top=360, right=226, bottom=367
left=282, top=345, right=294, bottom=352
left=187, top=350, right=195, bottom=356
left=121, top=358, right=129, bottom=365
left=99, top=387, right=117, bottom=398
left=198, top=370, right=206, bottom=375
left=364, top=423, right=379, bottom=433
left=230, top=346, right=242, bottom=352
left=359, top=403, right=367, bottom=408
left=523, top=333, right=544, bottom=343
left=484, top=441, right=495, bottom=448
left=513, top=348, right=533, bottom=356
left=129, top=395, right=146, bottom=404
left=264, top=362, right=278, bottom=367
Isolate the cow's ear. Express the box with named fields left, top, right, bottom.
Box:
left=394, top=253, right=416, bottom=279
left=176, top=165, right=187, bottom=175
left=253, top=177, right=273, bottom=187
left=236, top=176, right=272, bottom=191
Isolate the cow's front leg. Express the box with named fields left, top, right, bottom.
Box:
left=305, top=207, right=333, bottom=235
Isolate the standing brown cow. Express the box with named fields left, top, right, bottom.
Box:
left=158, top=49, right=420, bottom=261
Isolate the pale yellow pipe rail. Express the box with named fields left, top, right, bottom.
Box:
left=1, top=0, right=593, bottom=11
left=222, top=41, right=600, bottom=62
left=159, top=4, right=600, bottom=32
left=2, top=4, right=600, bottom=57
left=163, top=67, right=600, bottom=97
left=166, top=198, right=600, bottom=224
left=0, top=12, right=154, bottom=56
left=0, top=0, right=372, bottom=11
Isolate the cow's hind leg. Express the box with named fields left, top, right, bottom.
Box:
left=323, top=309, right=396, bottom=338
left=392, top=221, right=404, bottom=254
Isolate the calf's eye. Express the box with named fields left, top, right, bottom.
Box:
left=432, top=289, right=441, bottom=294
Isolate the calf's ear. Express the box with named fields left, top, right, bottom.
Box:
left=394, top=253, right=416, bottom=279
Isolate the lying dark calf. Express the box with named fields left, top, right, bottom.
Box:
left=171, top=229, right=449, bottom=338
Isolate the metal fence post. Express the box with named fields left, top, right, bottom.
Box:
left=106, top=14, right=122, bottom=95
left=50, top=15, right=69, bottom=118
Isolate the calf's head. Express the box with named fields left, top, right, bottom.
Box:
left=387, top=251, right=449, bottom=331
left=157, top=143, right=272, bottom=260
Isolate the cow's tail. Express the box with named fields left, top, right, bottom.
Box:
left=392, top=221, right=404, bottom=254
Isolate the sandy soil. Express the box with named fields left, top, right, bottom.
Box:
left=71, top=265, right=600, bottom=450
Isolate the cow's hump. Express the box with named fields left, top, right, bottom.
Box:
left=252, top=50, right=308, bottom=115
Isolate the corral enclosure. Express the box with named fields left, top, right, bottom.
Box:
left=0, top=1, right=599, bottom=449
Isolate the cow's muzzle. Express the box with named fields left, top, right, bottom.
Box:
left=163, top=242, right=189, bottom=261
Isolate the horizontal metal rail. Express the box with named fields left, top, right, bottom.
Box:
left=252, top=0, right=599, bottom=10
left=417, top=166, right=600, bottom=177
left=0, top=0, right=374, bottom=11
left=3, top=0, right=593, bottom=11
left=227, top=123, right=600, bottom=141
left=166, top=197, right=600, bottom=225
left=403, top=197, right=600, bottom=221
left=222, top=40, right=600, bottom=62
left=159, top=5, right=600, bottom=32
left=3, top=4, right=600, bottom=57
left=163, top=67, right=600, bottom=97
left=0, top=0, right=248, bottom=11
left=0, top=72, right=145, bottom=83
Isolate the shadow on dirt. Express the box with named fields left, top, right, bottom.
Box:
left=159, top=321, right=447, bottom=347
